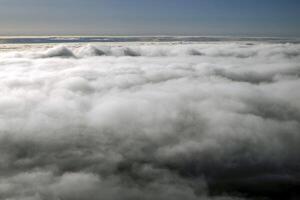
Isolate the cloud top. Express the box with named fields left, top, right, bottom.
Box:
left=0, top=42, right=300, bottom=200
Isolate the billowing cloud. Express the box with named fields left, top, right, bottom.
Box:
left=0, top=42, right=300, bottom=200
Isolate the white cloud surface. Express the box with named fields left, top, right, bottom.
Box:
left=0, top=42, right=300, bottom=200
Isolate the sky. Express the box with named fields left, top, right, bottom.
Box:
left=0, top=0, right=300, bottom=36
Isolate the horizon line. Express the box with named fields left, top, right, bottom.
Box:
left=0, top=34, right=299, bottom=39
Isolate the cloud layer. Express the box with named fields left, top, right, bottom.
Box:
left=0, top=42, right=300, bottom=200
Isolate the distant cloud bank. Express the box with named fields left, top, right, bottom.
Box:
left=0, top=42, right=300, bottom=200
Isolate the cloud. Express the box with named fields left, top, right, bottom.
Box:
left=0, top=42, right=299, bottom=200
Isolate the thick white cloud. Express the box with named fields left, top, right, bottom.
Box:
left=0, top=42, right=299, bottom=200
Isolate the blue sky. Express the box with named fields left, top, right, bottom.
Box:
left=0, top=0, right=300, bottom=36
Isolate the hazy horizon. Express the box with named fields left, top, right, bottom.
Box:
left=1, top=34, right=300, bottom=38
